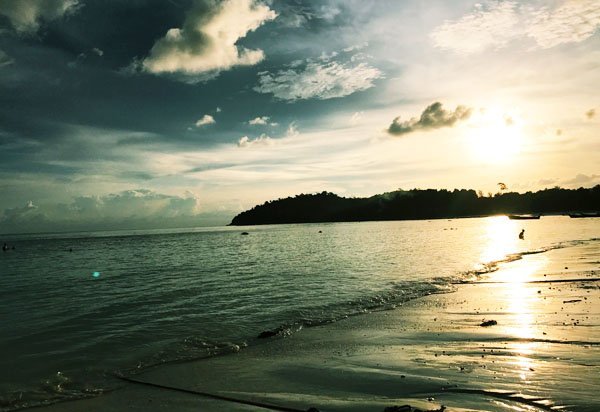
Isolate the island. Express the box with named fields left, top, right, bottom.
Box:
left=230, top=185, right=600, bottom=225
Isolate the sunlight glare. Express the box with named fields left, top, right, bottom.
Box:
left=467, top=107, right=524, bottom=164
left=480, top=216, right=519, bottom=263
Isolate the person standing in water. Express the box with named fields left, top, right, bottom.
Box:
left=519, top=229, right=525, bottom=240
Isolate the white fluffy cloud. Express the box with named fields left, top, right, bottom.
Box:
left=248, top=116, right=269, bottom=125
left=431, top=0, right=600, bottom=54
left=430, top=1, right=519, bottom=54
left=527, top=1, right=600, bottom=49
left=0, top=0, right=79, bottom=33
left=254, top=54, right=382, bottom=101
left=195, top=114, right=216, bottom=127
left=238, top=134, right=273, bottom=147
left=141, top=0, right=277, bottom=80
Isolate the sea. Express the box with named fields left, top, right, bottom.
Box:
left=0, top=216, right=598, bottom=410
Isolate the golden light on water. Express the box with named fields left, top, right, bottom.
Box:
left=480, top=216, right=548, bottom=382
left=480, top=215, right=519, bottom=263
left=504, top=259, right=542, bottom=382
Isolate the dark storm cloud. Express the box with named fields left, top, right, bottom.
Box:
left=0, top=49, right=13, bottom=66
left=0, top=0, right=354, bottom=153
left=34, top=0, right=191, bottom=67
left=0, top=0, right=80, bottom=34
left=0, top=44, right=232, bottom=149
left=0, top=0, right=394, bottom=227
left=387, top=102, right=472, bottom=136
left=274, top=0, right=350, bottom=29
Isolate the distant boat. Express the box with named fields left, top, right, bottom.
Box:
left=508, top=214, right=540, bottom=220
left=568, top=212, right=600, bottom=218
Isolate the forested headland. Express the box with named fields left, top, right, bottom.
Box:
left=230, top=185, right=600, bottom=226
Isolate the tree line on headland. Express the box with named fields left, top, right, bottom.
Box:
left=230, top=185, right=600, bottom=225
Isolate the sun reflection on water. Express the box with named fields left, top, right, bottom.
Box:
left=479, top=216, right=519, bottom=263
left=480, top=216, right=546, bottom=382
left=503, top=259, right=543, bottom=382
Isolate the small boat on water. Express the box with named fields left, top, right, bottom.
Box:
left=568, top=212, right=600, bottom=218
left=508, top=214, right=540, bottom=220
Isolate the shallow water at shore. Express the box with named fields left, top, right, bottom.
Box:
left=38, top=240, right=600, bottom=412
left=1, top=216, right=598, bottom=410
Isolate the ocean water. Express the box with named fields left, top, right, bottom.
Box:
left=0, top=216, right=598, bottom=410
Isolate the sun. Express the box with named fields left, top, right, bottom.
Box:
left=466, top=108, right=524, bottom=164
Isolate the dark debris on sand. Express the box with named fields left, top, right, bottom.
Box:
left=479, top=319, right=497, bottom=327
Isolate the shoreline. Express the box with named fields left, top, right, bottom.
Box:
left=228, top=213, right=585, bottom=227
left=29, top=241, right=599, bottom=412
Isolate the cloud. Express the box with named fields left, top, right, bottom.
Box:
left=0, top=189, right=223, bottom=233
left=195, top=114, right=215, bottom=127
left=563, top=173, right=600, bottom=186
left=343, top=42, right=369, bottom=53
left=67, top=47, right=105, bottom=68
left=254, top=53, right=382, bottom=101
left=538, top=178, right=557, bottom=186
left=78, top=189, right=199, bottom=219
left=387, top=102, right=472, bottom=136
left=248, top=116, right=269, bottom=125
left=238, top=133, right=273, bottom=147
left=526, top=0, right=600, bottom=49
left=0, top=0, right=80, bottom=33
left=430, top=1, right=519, bottom=54
left=586, top=108, right=596, bottom=119
left=0, top=49, right=14, bottom=67
left=140, top=0, right=277, bottom=81
left=275, top=2, right=343, bottom=28
left=237, top=121, right=296, bottom=147
left=431, top=0, right=600, bottom=54
left=286, top=121, right=299, bottom=137
left=350, top=111, right=364, bottom=125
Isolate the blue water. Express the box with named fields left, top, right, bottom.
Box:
left=0, top=216, right=598, bottom=409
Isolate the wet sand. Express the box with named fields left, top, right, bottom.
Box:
left=38, top=243, right=599, bottom=412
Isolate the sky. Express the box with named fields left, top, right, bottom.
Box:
left=0, top=0, right=598, bottom=233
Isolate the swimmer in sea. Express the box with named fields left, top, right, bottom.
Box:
left=519, top=229, right=525, bottom=240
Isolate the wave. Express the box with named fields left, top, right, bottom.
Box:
left=458, top=237, right=599, bottom=283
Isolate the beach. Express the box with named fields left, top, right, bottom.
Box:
left=3, top=0, right=600, bottom=409
left=35, top=239, right=599, bottom=412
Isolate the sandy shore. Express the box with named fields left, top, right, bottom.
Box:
left=37, top=242, right=599, bottom=412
